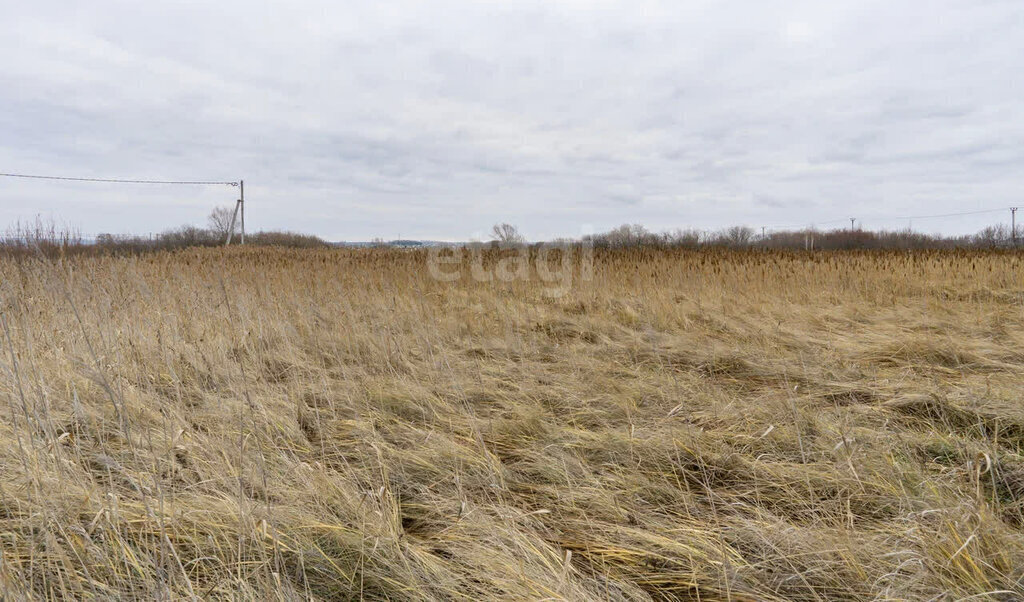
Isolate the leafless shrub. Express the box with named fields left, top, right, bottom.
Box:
left=491, top=223, right=526, bottom=244
left=207, top=205, right=237, bottom=241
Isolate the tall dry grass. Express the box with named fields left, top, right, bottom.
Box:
left=1, top=247, right=1023, bottom=600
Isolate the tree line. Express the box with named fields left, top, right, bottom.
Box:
left=580, top=223, right=1020, bottom=250
left=2, top=215, right=1020, bottom=258
left=488, top=222, right=1021, bottom=250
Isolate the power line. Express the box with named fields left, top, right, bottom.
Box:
left=766, top=217, right=850, bottom=231
left=887, top=207, right=1007, bottom=221
left=0, top=172, right=238, bottom=186
left=764, top=205, right=1012, bottom=232
left=1, top=170, right=246, bottom=245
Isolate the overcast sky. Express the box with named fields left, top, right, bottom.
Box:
left=2, top=0, right=1022, bottom=240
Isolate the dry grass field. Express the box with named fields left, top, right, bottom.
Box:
left=1, top=247, right=1023, bottom=600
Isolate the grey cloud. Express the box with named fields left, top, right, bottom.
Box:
left=1, top=0, right=1023, bottom=239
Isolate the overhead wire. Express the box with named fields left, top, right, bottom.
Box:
left=0, top=172, right=237, bottom=186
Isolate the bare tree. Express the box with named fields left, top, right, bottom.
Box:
left=719, top=225, right=755, bottom=247
left=491, top=223, right=525, bottom=245
left=588, top=224, right=660, bottom=247
left=972, top=224, right=1011, bottom=248
left=208, top=206, right=237, bottom=241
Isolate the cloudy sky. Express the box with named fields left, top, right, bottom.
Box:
left=2, top=0, right=1022, bottom=240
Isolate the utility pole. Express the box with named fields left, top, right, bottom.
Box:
left=850, top=217, right=856, bottom=231
left=1012, top=207, right=1018, bottom=247
left=224, top=180, right=245, bottom=246
left=240, top=180, right=245, bottom=245
left=761, top=226, right=766, bottom=240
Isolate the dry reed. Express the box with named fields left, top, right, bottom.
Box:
left=0, top=247, right=1022, bottom=600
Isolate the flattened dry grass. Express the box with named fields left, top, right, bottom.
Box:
left=1, top=247, right=1023, bottom=600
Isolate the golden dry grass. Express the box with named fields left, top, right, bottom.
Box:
left=1, top=247, right=1023, bottom=600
